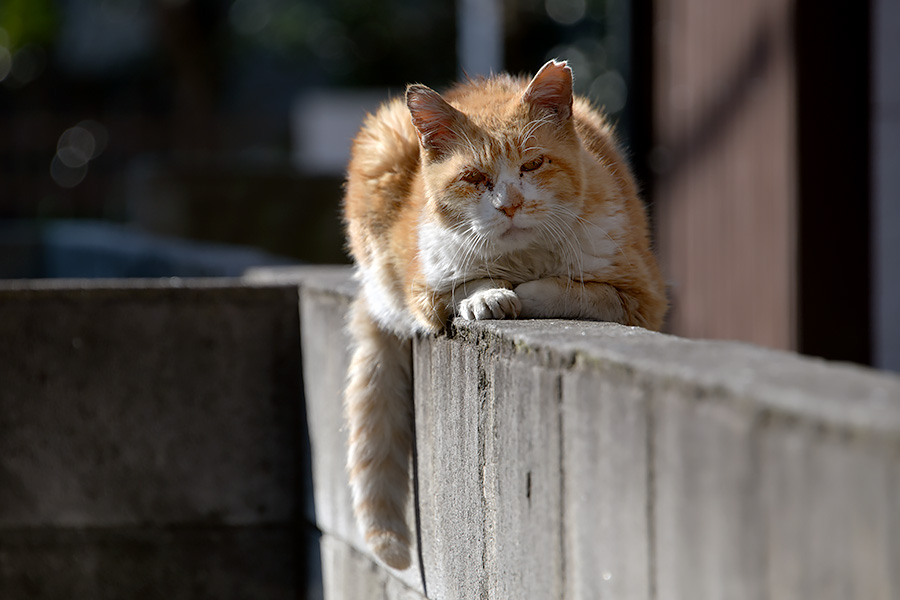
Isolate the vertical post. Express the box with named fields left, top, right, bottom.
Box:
left=457, top=0, right=504, bottom=78
left=871, top=0, right=898, bottom=371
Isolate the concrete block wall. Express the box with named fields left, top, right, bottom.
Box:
left=0, top=279, right=314, bottom=599
left=3, top=267, right=899, bottom=599
left=291, top=267, right=900, bottom=600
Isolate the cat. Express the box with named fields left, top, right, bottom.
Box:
left=342, top=59, right=667, bottom=570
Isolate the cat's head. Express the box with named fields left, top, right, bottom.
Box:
left=407, top=60, right=585, bottom=253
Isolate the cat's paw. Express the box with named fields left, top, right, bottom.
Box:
left=513, top=278, right=564, bottom=317
left=457, top=287, right=522, bottom=320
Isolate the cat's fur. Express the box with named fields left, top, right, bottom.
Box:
left=342, top=60, right=666, bottom=569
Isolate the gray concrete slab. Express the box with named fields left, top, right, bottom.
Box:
left=281, top=266, right=900, bottom=600
left=415, top=335, right=564, bottom=599
left=246, top=264, right=357, bottom=298
left=762, top=426, right=899, bottom=600
left=483, top=352, right=563, bottom=599
left=653, top=389, right=766, bottom=600
left=0, top=526, right=299, bottom=600
left=561, top=367, right=651, bottom=600
left=320, top=533, right=386, bottom=600
left=0, top=283, right=302, bottom=528
left=320, top=534, right=427, bottom=600
left=299, top=285, right=359, bottom=545
left=454, top=319, right=900, bottom=436
left=413, top=335, right=486, bottom=600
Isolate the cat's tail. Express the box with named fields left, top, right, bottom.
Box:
left=345, top=297, right=414, bottom=570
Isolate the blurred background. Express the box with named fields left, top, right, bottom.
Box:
left=0, top=0, right=897, bottom=372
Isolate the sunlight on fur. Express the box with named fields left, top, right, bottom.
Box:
left=342, top=59, right=667, bottom=569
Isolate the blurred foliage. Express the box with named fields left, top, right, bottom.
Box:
left=227, top=0, right=455, bottom=87
left=0, top=0, right=59, bottom=51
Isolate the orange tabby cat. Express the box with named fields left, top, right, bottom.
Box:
left=343, top=60, right=666, bottom=569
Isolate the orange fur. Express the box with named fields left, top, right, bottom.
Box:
left=342, top=60, right=667, bottom=569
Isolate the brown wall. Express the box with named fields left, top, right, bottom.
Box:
left=652, top=0, right=798, bottom=350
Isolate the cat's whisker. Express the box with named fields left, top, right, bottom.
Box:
left=519, top=115, right=555, bottom=148
left=456, top=129, right=482, bottom=161
left=451, top=229, right=485, bottom=306
left=540, top=217, right=573, bottom=280
left=474, top=235, right=498, bottom=285
left=550, top=204, right=633, bottom=271
left=542, top=210, right=589, bottom=313
left=443, top=225, right=485, bottom=312
left=551, top=209, right=588, bottom=276
left=545, top=220, right=580, bottom=315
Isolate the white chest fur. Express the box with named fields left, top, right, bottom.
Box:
left=418, top=207, right=624, bottom=294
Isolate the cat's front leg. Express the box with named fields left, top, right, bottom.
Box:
left=514, top=277, right=627, bottom=322
left=453, top=278, right=521, bottom=320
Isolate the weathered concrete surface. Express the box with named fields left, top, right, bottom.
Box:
left=653, top=388, right=766, bottom=600
left=761, top=426, right=899, bottom=600
left=0, top=279, right=311, bottom=598
left=457, top=319, right=900, bottom=600
left=289, top=266, right=900, bottom=600
left=561, top=368, right=650, bottom=600
left=414, top=337, right=563, bottom=600
left=320, top=534, right=427, bottom=600
left=463, top=319, right=900, bottom=436
left=413, top=335, right=487, bottom=599
left=0, top=526, right=298, bottom=600
left=0, top=281, right=301, bottom=527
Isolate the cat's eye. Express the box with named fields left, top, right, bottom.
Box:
left=521, top=156, right=545, bottom=172
left=461, top=170, right=488, bottom=185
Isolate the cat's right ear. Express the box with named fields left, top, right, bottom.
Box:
left=406, top=85, right=464, bottom=158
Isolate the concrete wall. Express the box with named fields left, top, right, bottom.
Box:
left=0, top=279, right=316, bottom=599
left=290, top=267, right=900, bottom=600
left=3, top=267, right=899, bottom=599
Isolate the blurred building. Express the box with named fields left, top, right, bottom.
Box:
left=0, top=0, right=896, bottom=371
left=649, top=0, right=898, bottom=372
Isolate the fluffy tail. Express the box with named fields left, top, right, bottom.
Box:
left=345, top=297, right=414, bottom=570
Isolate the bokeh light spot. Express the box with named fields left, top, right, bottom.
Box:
left=545, top=0, right=587, bottom=26
left=0, top=47, right=11, bottom=83
left=11, top=45, right=48, bottom=85
left=57, top=126, right=96, bottom=168
left=79, top=120, right=109, bottom=159
left=50, top=155, right=89, bottom=189
left=589, top=70, right=628, bottom=114
left=51, top=120, right=108, bottom=188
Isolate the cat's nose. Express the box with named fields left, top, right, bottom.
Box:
left=494, top=185, right=524, bottom=217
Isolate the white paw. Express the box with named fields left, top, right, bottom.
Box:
left=457, top=287, right=522, bottom=320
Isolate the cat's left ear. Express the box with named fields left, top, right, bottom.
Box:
left=407, top=84, right=466, bottom=158
left=522, top=59, right=574, bottom=122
